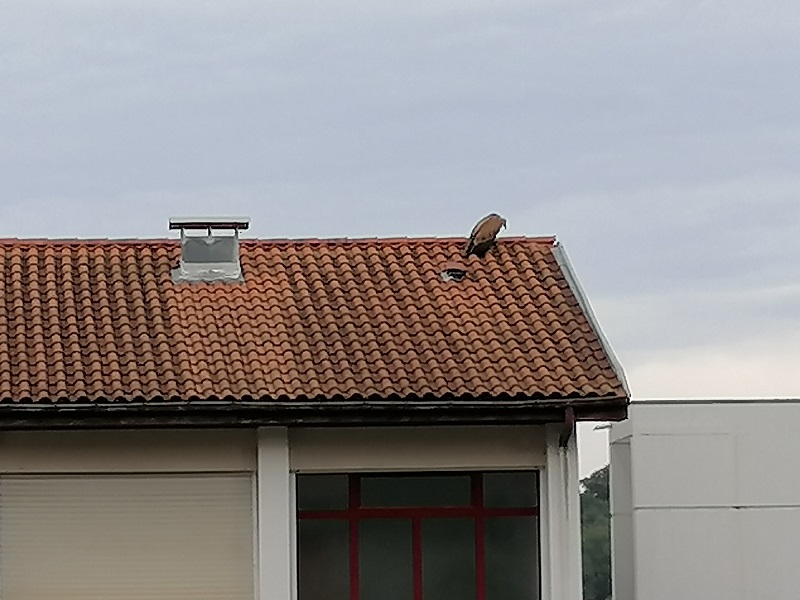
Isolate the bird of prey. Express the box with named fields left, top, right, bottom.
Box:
left=464, top=213, right=507, bottom=258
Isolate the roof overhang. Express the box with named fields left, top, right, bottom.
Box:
left=0, top=397, right=628, bottom=430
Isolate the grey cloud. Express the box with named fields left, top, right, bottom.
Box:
left=4, top=0, right=797, bottom=202
left=0, top=0, right=798, bottom=399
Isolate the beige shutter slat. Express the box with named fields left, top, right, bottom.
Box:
left=0, top=474, right=255, bottom=600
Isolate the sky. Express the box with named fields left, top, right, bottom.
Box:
left=2, top=1, right=798, bottom=477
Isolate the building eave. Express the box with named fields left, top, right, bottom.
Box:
left=0, top=397, right=628, bottom=430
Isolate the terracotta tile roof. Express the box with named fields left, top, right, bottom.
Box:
left=0, top=236, right=627, bottom=422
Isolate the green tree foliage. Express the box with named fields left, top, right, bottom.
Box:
left=581, top=464, right=611, bottom=600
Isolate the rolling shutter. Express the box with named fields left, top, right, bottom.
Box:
left=0, top=474, right=255, bottom=600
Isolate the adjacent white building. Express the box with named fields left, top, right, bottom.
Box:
left=610, top=399, right=800, bottom=600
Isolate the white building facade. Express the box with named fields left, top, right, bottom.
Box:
left=0, top=424, right=583, bottom=600
left=610, top=399, right=800, bottom=600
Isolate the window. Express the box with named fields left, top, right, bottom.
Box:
left=297, top=472, right=539, bottom=600
left=0, top=473, right=255, bottom=600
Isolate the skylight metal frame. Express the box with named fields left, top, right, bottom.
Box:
left=169, top=217, right=250, bottom=231
left=170, top=217, right=250, bottom=284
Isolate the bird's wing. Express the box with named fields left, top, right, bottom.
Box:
left=469, top=214, right=494, bottom=241
left=465, top=213, right=505, bottom=256
left=471, top=215, right=503, bottom=245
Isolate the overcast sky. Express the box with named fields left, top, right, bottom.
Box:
left=2, top=1, right=798, bottom=476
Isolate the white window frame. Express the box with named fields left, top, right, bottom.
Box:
left=255, top=424, right=582, bottom=600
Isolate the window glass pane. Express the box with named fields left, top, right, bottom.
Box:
left=485, top=517, right=539, bottom=600
left=422, top=519, right=475, bottom=600
left=483, top=472, right=538, bottom=508
left=361, top=475, right=470, bottom=507
left=297, top=475, right=349, bottom=510
left=298, top=520, right=349, bottom=600
left=359, top=519, right=412, bottom=600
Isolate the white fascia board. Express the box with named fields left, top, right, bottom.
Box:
left=552, top=241, right=631, bottom=398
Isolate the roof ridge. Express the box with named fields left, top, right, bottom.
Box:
left=241, top=235, right=557, bottom=245
left=0, top=238, right=175, bottom=245
left=0, top=235, right=557, bottom=246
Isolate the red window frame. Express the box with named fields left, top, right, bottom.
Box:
left=297, top=472, right=540, bottom=600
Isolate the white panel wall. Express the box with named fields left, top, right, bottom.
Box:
left=634, top=509, right=741, bottom=600
left=739, top=508, right=800, bottom=599
left=289, top=425, right=546, bottom=472
left=609, top=439, right=634, bottom=600
left=0, top=429, right=256, bottom=473
left=631, top=432, right=736, bottom=508
left=610, top=400, right=800, bottom=600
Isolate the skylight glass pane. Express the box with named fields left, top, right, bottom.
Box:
left=182, top=237, right=237, bottom=263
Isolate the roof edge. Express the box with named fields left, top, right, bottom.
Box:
left=630, top=397, right=800, bottom=405
left=0, top=396, right=626, bottom=409
left=552, top=242, right=631, bottom=398
left=0, top=235, right=558, bottom=246
left=0, top=397, right=628, bottom=429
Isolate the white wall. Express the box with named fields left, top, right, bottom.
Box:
left=0, top=424, right=581, bottom=600
left=610, top=399, right=800, bottom=600
left=0, top=429, right=257, bottom=473
left=289, top=425, right=546, bottom=472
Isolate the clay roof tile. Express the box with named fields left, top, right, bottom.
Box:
left=0, top=237, right=627, bottom=415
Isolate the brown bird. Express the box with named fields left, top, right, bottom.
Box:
left=464, top=213, right=507, bottom=258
